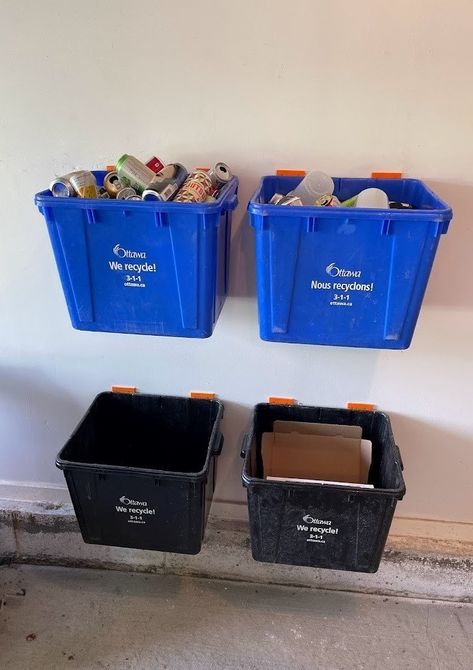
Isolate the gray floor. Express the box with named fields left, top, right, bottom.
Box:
left=0, top=565, right=472, bottom=670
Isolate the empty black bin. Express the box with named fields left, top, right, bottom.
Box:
left=241, top=404, right=405, bottom=573
left=57, top=392, right=224, bottom=554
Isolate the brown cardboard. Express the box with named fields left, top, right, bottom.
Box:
left=266, top=476, right=374, bottom=489
left=262, top=421, right=372, bottom=484
left=273, top=420, right=362, bottom=439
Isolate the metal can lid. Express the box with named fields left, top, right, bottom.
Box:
left=50, top=180, right=73, bottom=197
left=142, top=189, right=162, bottom=201
left=213, top=162, right=232, bottom=183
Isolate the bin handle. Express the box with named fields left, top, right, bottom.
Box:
left=240, top=434, right=251, bottom=459
left=222, top=194, right=238, bottom=212
left=212, top=433, right=224, bottom=456
left=395, top=444, right=404, bottom=471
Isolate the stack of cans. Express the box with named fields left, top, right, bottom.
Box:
left=49, top=155, right=234, bottom=204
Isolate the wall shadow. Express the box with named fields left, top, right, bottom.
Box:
left=421, top=180, right=473, bottom=309
left=388, top=412, right=473, bottom=523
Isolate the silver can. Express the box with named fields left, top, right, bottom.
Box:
left=69, top=171, right=98, bottom=198
left=142, top=189, right=161, bottom=201
left=144, top=163, right=188, bottom=202
left=116, top=154, right=156, bottom=194
left=269, top=192, right=284, bottom=205
left=50, top=171, right=88, bottom=197
left=116, top=187, right=137, bottom=200
left=98, top=187, right=110, bottom=199
left=209, top=162, right=232, bottom=187
left=174, top=169, right=213, bottom=203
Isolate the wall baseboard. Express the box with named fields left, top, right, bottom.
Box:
left=1, top=482, right=472, bottom=601
left=1, top=481, right=473, bottom=549
left=0, top=497, right=471, bottom=602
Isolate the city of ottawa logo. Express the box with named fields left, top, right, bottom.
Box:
left=119, top=496, right=147, bottom=506
left=325, top=262, right=361, bottom=278
left=113, top=244, right=146, bottom=259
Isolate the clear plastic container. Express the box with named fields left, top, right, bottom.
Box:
left=288, top=171, right=334, bottom=205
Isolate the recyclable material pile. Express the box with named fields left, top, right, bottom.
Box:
left=270, top=171, right=414, bottom=209
left=49, top=154, right=233, bottom=204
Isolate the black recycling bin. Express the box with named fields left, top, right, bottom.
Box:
left=241, top=404, right=405, bottom=573
left=57, top=392, right=223, bottom=554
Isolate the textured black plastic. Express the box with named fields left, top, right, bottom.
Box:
left=57, top=393, right=223, bottom=554
left=241, top=404, right=405, bottom=573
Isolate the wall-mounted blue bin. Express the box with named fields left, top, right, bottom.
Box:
left=248, top=176, right=452, bottom=349
left=35, top=171, right=238, bottom=338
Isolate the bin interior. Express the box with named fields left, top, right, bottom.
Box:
left=60, top=393, right=220, bottom=473
left=246, top=404, right=404, bottom=493
left=258, top=176, right=447, bottom=211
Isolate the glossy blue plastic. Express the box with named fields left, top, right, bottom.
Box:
left=248, top=177, right=452, bottom=349
left=35, top=171, right=238, bottom=337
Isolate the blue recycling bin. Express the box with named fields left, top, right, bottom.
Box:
left=35, top=171, right=238, bottom=338
left=248, top=176, right=452, bottom=349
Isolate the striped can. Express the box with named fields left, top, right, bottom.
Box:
left=174, top=170, right=213, bottom=203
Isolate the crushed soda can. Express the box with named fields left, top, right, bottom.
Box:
left=278, top=195, right=303, bottom=206
left=314, top=194, right=341, bottom=207
left=69, top=171, right=98, bottom=198
left=269, top=193, right=284, bottom=205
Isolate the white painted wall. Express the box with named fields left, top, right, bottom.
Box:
left=1, top=0, right=472, bottom=527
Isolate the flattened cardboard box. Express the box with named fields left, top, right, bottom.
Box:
left=262, top=420, right=372, bottom=486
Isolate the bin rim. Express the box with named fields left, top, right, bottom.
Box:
left=56, top=392, right=224, bottom=482
left=240, top=403, right=406, bottom=500
left=247, top=175, right=452, bottom=223
left=35, top=172, right=239, bottom=216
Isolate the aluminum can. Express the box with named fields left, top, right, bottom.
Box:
left=116, top=154, right=156, bottom=194
left=50, top=171, right=88, bottom=197
left=103, top=171, right=124, bottom=198
left=69, top=171, right=98, bottom=198
left=174, top=169, right=213, bottom=203
left=116, top=187, right=137, bottom=200
left=314, top=194, right=341, bottom=207
left=269, top=193, right=284, bottom=205
left=143, top=164, right=188, bottom=202
left=98, top=187, right=110, bottom=199
left=209, top=162, right=232, bottom=187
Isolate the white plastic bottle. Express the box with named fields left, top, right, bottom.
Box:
left=288, top=171, right=334, bottom=206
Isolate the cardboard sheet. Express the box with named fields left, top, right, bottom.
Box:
left=262, top=420, right=372, bottom=484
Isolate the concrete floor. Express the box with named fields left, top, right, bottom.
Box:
left=0, top=565, right=472, bottom=670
